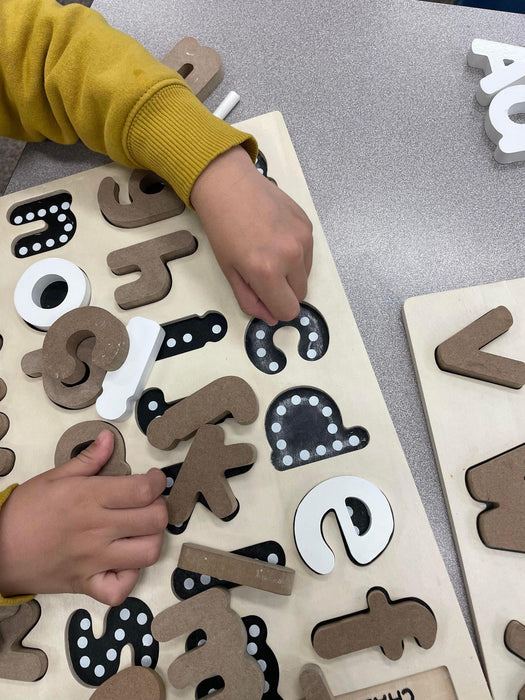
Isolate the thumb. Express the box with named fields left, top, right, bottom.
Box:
left=55, top=429, right=115, bottom=478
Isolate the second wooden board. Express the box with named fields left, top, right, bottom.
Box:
left=403, top=278, right=525, bottom=700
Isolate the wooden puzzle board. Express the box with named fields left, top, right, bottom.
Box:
left=0, top=111, right=487, bottom=699
left=403, top=279, right=525, bottom=700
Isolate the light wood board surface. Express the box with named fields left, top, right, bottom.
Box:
left=403, top=279, right=525, bottom=700
left=0, top=112, right=488, bottom=698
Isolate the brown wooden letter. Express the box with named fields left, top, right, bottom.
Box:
left=98, top=170, right=184, bottom=229
left=466, top=443, right=525, bottom=553
left=299, top=664, right=335, bottom=700
left=162, top=37, right=224, bottom=102
left=22, top=338, right=106, bottom=410
left=436, top=306, right=525, bottom=389
left=312, top=587, right=437, bottom=661
left=151, top=588, right=263, bottom=698
left=90, top=667, right=165, bottom=700
left=166, top=424, right=256, bottom=526
left=107, top=230, right=197, bottom=309
left=505, top=620, right=525, bottom=700
left=147, top=376, right=258, bottom=450
left=42, top=306, right=129, bottom=384
left=178, top=542, right=295, bottom=596
left=55, top=420, right=131, bottom=476
left=0, top=601, right=48, bottom=682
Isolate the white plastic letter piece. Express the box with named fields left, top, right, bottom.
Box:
left=294, top=475, right=394, bottom=575
left=96, top=317, right=165, bottom=421
left=468, top=39, right=525, bottom=106
left=14, top=258, right=90, bottom=330
left=485, top=85, right=525, bottom=163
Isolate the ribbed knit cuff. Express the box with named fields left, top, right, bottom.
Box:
left=0, top=485, right=34, bottom=606
left=125, top=83, right=258, bottom=208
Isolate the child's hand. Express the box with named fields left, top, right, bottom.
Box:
left=0, top=430, right=167, bottom=606
left=191, top=146, right=313, bottom=325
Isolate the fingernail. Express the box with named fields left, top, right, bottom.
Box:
left=94, top=429, right=109, bottom=446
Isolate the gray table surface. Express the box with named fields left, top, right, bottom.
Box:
left=8, top=0, right=525, bottom=652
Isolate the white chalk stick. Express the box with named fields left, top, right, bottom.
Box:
left=213, top=91, right=240, bottom=120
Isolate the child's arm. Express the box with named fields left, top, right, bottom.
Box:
left=0, top=0, right=313, bottom=323
left=0, top=431, right=168, bottom=605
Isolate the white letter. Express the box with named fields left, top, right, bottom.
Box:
left=485, top=85, right=525, bottom=163
left=294, top=475, right=394, bottom=575
left=14, top=258, right=90, bottom=330
left=468, top=39, right=525, bottom=106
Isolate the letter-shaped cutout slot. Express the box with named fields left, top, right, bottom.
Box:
left=294, top=475, right=394, bottom=575
left=266, top=387, right=369, bottom=471
left=8, top=191, right=76, bottom=258
left=245, top=302, right=329, bottom=375
left=67, top=597, right=159, bottom=687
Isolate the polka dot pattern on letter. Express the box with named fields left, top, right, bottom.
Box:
left=265, top=387, right=370, bottom=471
left=9, top=192, right=77, bottom=259
left=67, top=597, right=158, bottom=687
left=155, top=312, right=227, bottom=362
left=244, top=302, right=329, bottom=374
left=172, top=540, right=287, bottom=600
left=187, top=614, right=283, bottom=699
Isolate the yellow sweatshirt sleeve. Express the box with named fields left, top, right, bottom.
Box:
left=0, top=0, right=258, bottom=206
left=0, top=486, right=34, bottom=606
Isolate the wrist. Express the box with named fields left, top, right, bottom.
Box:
left=0, top=487, right=27, bottom=598
left=190, top=145, right=256, bottom=210
left=127, top=84, right=257, bottom=208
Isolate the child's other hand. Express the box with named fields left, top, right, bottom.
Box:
left=191, top=146, right=313, bottom=325
left=0, top=430, right=167, bottom=605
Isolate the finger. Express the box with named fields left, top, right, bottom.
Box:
left=228, top=268, right=277, bottom=325
left=101, top=469, right=167, bottom=509
left=286, top=261, right=308, bottom=302
left=109, top=497, right=168, bottom=539
left=85, top=569, right=140, bottom=606
left=105, top=533, right=163, bottom=572
left=303, top=230, right=313, bottom=275
left=246, top=268, right=300, bottom=322
left=55, top=429, right=115, bottom=479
